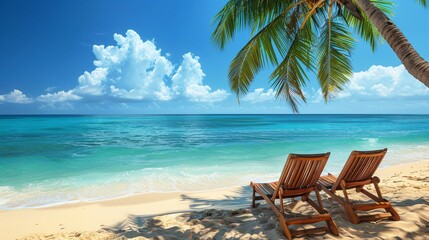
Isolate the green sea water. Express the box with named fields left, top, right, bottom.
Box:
left=0, top=114, right=428, bottom=209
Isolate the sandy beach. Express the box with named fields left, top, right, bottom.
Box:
left=2, top=159, right=428, bottom=240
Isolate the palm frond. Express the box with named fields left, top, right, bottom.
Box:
left=370, top=0, right=395, bottom=16
left=414, top=0, right=427, bottom=8
left=342, top=0, right=394, bottom=51
left=269, top=12, right=314, bottom=112
left=227, top=2, right=306, bottom=99
left=317, top=8, right=355, bottom=101
left=300, top=0, right=325, bottom=29
left=211, top=0, right=292, bottom=49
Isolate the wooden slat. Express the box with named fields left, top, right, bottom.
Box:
left=253, top=182, right=277, bottom=195
left=308, top=161, right=321, bottom=188
left=301, top=160, right=317, bottom=188
left=361, top=156, right=376, bottom=180
left=300, top=159, right=314, bottom=188
left=285, top=214, right=331, bottom=225
left=331, top=151, right=357, bottom=191
left=360, top=188, right=382, bottom=202
left=348, top=156, right=367, bottom=182
left=291, top=226, right=329, bottom=236
left=344, top=179, right=372, bottom=189
left=318, top=174, right=336, bottom=189
left=297, top=160, right=309, bottom=188
left=273, top=155, right=295, bottom=202
left=351, top=202, right=392, bottom=211
left=344, top=156, right=360, bottom=182
left=364, top=155, right=383, bottom=180
left=282, top=187, right=313, bottom=197
left=356, top=156, right=373, bottom=181
left=289, top=159, right=305, bottom=189
left=357, top=156, right=374, bottom=181
left=358, top=212, right=393, bottom=222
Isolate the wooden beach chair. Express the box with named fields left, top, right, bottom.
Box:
left=250, top=153, right=339, bottom=239
left=318, top=148, right=400, bottom=224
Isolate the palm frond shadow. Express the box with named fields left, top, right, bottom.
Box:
left=180, top=186, right=252, bottom=211
left=104, top=186, right=429, bottom=239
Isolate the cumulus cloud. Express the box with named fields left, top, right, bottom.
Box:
left=339, top=65, right=428, bottom=100
left=72, top=30, right=174, bottom=101
left=37, top=29, right=227, bottom=105
left=312, top=65, right=429, bottom=102
left=172, top=53, right=228, bottom=102
left=242, top=88, right=276, bottom=103
left=0, top=89, right=32, bottom=104
left=75, top=68, right=108, bottom=96
left=37, top=90, right=81, bottom=103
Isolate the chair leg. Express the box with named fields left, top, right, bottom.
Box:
left=316, top=186, right=339, bottom=236
left=339, top=181, right=361, bottom=223
left=372, top=177, right=400, bottom=221
left=387, top=206, right=400, bottom=221
left=275, top=195, right=295, bottom=240
left=372, top=177, right=383, bottom=200
left=306, top=188, right=339, bottom=236
left=279, top=188, right=285, bottom=214
left=315, top=185, right=325, bottom=212
left=252, top=185, right=256, bottom=208
left=277, top=212, right=292, bottom=240
left=326, top=217, right=340, bottom=236
left=340, top=180, right=350, bottom=202
left=252, top=186, right=293, bottom=239
left=344, top=203, right=360, bottom=224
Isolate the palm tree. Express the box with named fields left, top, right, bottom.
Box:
left=212, top=0, right=429, bottom=112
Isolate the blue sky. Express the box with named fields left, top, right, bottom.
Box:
left=0, top=0, right=428, bottom=114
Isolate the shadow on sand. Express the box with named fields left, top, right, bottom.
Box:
left=103, top=185, right=429, bottom=239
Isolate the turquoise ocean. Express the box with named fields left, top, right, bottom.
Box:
left=1, top=114, right=428, bottom=209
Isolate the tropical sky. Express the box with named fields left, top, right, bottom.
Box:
left=1, top=0, right=428, bottom=114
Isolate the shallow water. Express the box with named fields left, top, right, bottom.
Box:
left=1, top=114, right=428, bottom=209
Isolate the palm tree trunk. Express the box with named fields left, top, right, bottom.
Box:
left=354, top=0, right=429, bottom=88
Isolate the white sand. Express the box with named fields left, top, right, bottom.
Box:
left=2, top=160, right=428, bottom=240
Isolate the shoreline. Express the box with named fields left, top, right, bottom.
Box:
left=2, top=159, right=429, bottom=239
left=1, top=157, right=425, bottom=211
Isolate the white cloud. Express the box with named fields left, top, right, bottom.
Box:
left=37, top=90, right=81, bottom=103
left=37, top=30, right=227, bottom=105
left=75, top=68, right=108, bottom=96
left=242, top=88, right=276, bottom=103
left=310, top=65, right=429, bottom=102
left=74, top=30, right=174, bottom=101
left=310, top=88, right=324, bottom=103
left=171, top=53, right=228, bottom=103
left=339, top=65, right=429, bottom=99
left=0, top=89, right=32, bottom=104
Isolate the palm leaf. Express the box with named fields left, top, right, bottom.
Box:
left=211, top=0, right=292, bottom=49
left=342, top=0, right=394, bottom=51
left=414, top=0, right=427, bottom=7
left=227, top=2, right=305, bottom=99
left=269, top=10, right=314, bottom=112
left=317, top=7, right=355, bottom=100
left=370, top=0, right=395, bottom=14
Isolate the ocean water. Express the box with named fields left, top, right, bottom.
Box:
left=0, top=114, right=428, bottom=209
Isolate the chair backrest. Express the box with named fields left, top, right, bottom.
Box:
left=332, top=148, right=387, bottom=191
left=273, top=153, right=330, bottom=197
